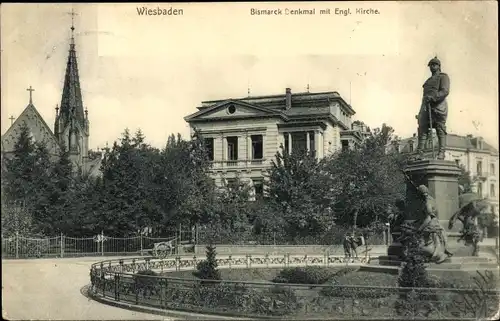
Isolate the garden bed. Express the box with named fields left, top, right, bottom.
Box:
left=133, top=265, right=498, bottom=319
left=164, top=267, right=489, bottom=288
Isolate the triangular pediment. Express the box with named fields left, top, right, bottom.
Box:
left=185, top=100, right=282, bottom=122
left=1, top=103, right=60, bottom=155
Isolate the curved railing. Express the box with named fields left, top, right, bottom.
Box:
left=89, top=254, right=500, bottom=320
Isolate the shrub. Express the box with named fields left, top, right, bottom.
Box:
left=272, top=266, right=337, bottom=284
left=394, top=289, right=437, bottom=318
left=448, top=270, right=500, bottom=319
left=134, top=269, right=159, bottom=298
left=250, top=286, right=301, bottom=316
left=395, top=233, right=439, bottom=316
left=398, top=233, right=429, bottom=288
left=193, top=244, right=221, bottom=281
left=319, top=266, right=395, bottom=299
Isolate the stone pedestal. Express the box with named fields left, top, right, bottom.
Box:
left=404, top=159, right=462, bottom=228
left=387, top=159, right=462, bottom=259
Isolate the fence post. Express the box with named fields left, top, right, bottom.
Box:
left=140, top=234, right=143, bottom=256
left=179, top=223, right=182, bottom=244
left=15, top=231, right=19, bottom=259
left=101, top=231, right=104, bottom=256
left=196, top=224, right=199, bottom=245
left=60, top=233, right=64, bottom=258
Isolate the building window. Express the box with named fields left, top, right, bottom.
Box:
left=253, top=179, right=264, bottom=198
left=284, top=134, right=289, bottom=154
left=310, top=132, right=315, bottom=156
left=455, top=159, right=460, bottom=166
left=477, top=160, right=483, bottom=176
left=227, top=136, right=238, bottom=160
left=291, top=132, right=307, bottom=154
left=226, top=179, right=237, bottom=191
left=490, top=184, right=496, bottom=198
left=251, top=135, right=263, bottom=159
left=203, top=138, right=214, bottom=161
left=227, top=104, right=236, bottom=114
left=490, top=163, right=495, bottom=176
left=409, top=141, right=414, bottom=152
left=477, top=182, right=483, bottom=197
left=341, top=140, right=349, bottom=152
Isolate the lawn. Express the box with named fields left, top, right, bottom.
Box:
left=158, top=266, right=498, bottom=319
left=163, top=266, right=492, bottom=288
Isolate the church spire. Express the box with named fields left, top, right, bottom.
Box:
left=59, top=8, right=85, bottom=128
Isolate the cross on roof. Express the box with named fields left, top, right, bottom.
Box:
left=67, top=8, right=78, bottom=42
left=9, top=116, right=15, bottom=125
left=26, top=86, right=35, bottom=104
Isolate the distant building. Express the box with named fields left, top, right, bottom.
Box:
left=1, top=19, right=102, bottom=177
left=184, top=88, right=369, bottom=196
left=394, top=133, right=499, bottom=218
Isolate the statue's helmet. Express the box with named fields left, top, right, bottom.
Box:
left=417, top=185, right=429, bottom=194
left=428, top=57, right=441, bottom=67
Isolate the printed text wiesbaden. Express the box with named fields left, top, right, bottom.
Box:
left=137, top=7, right=184, bottom=16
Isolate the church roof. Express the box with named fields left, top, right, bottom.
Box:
left=59, top=26, right=85, bottom=129
left=1, top=101, right=60, bottom=156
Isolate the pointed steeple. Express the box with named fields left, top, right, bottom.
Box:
left=59, top=8, right=85, bottom=129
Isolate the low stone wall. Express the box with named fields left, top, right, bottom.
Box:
left=192, top=244, right=389, bottom=256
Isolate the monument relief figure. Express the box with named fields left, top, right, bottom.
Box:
left=449, top=192, right=489, bottom=256
left=397, top=184, right=453, bottom=264
left=415, top=57, right=450, bottom=160
left=414, top=184, right=453, bottom=260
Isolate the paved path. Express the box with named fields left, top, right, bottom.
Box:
left=2, top=257, right=172, bottom=320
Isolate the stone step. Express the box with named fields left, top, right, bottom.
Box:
left=375, top=256, right=495, bottom=264
left=360, top=263, right=500, bottom=274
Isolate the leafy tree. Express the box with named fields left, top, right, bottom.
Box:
left=97, top=128, right=162, bottom=236
left=457, top=164, right=476, bottom=194
left=44, top=142, right=75, bottom=233
left=267, top=147, right=333, bottom=239
left=2, top=123, right=52, bottom=234
left=248, top=198, right=286, bottom=238
left=156, top=131, right=216, bottom=232
left=325, top=124, right=406, bottom=230
left=1, top=202, right=36, bottom=237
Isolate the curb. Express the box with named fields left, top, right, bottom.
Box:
left=82, top=285, right=256, bottom=320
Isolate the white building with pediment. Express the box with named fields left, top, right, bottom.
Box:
left=184, top=88, right=366, bottom=196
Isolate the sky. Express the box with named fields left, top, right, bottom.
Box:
left=1, top=2, right=498, bottom=150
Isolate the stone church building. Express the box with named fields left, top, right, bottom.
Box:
left=1, top=22, right=102, bottom=177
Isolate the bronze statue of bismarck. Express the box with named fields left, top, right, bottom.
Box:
left=415, top=57, right=450, bottom=160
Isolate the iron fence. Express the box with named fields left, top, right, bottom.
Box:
left=2, top=226, right=392, bottom=259
left=89, top=256, right=500, bottom=320
left=0, top=232, right=190, bottom=259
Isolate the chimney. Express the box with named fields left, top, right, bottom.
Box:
left=285, top=88, right=292, bottom=110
